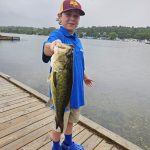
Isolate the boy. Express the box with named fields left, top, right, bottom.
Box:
left=42, top=0, right=93, bottom=149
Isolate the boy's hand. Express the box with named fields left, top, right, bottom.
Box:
left=44, top=39, right=62, bottom=56
left=51, top=39, right=62, bottom=53
left=84, top=73, right=94, bottom=87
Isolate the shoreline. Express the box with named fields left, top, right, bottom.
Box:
left=0, top=32, right=149, bottom=44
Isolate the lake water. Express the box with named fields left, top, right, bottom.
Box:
left=0, top=33, right=150, bottom=150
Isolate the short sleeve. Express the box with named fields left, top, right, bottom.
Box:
left=42, top=31, right=61, bottom=63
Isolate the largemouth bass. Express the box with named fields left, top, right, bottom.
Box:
left=50, top=43, right=74, bottom=133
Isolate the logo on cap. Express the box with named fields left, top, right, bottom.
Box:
left=70, top=0, right=78, bottom=8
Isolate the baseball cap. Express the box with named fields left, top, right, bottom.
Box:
left=58, top=0, right=85, bottom=16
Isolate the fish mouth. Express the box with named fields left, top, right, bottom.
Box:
left=57, top=43, right=74, bottom=49
left=55, top=43, right=74, bottom=53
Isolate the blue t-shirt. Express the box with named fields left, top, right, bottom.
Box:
left=42, top=26, right=85, bottom=111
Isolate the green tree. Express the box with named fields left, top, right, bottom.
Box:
left=108, top=32, right=118, bottom=40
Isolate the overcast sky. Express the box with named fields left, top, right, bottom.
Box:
left=0, top=0, right=150, bottom=28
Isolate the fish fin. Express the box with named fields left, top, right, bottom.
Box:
left=67, top=44, right=74, bottom=49
left=66, top=50, right=73, bottom=58
left=45, top=98, right=52, bottom=107
left=53, top=72, right=57, bottom=88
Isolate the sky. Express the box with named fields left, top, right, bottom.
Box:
left=0, top=0, right=150, bottom=28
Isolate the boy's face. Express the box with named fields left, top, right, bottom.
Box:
left=60, top=10, right=80, bottom=33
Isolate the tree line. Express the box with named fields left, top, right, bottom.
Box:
left=0, top=26, right=56, bottom=36
left=0, top=26, right=150, bottom=40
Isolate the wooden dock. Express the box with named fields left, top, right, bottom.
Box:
left=0, top=35, right=20, bottom=40
left=0, top=72, right=143, bottom=150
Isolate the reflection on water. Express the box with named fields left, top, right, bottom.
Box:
left=0, top=33, right=150, bottom=150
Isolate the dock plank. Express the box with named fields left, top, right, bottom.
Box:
left=0, top=85, right=14, bottom=89
left=0, top=96, right=37, bottom=109
left=0, top=95, right=36, bottom=113
left=1, top=123, right=54, bottom=150
left=0, top=101, right=43, bottom=118
left=111, top=145, right=124, bottom=150
left=82, top=134, right=103, bottom=150
left=73, top=128, right=93, bottom=144
left=0, top=103, right=49, bottom=131
left=0, top=116, right=54, bottom=148
left=0, top=92, right=29, bottom=101
left=38, top=141, right=53, bottom=150
left=0, top=90, right=24, bottom=99
left=0, top=87, right=20, bottom=94
left=0, top=110, right=53, bottom=139
left=94, top=140, right=113, bottom=150
left=18, top=132, right=52, bottom=150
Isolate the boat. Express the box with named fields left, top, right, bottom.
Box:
left=144, top=39, right=150, bottom=44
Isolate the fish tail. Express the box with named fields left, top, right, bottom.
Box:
left=55, top=116, right=64, bottom=133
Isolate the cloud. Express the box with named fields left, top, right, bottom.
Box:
left=0, top=0, right=149, bottom=27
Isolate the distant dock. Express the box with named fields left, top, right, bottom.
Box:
left=0, top=35, right=20, bottom=41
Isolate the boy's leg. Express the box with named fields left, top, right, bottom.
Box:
left=63, top=122, right=73, bottom=146
left=51, top=130, right=61, bottom=141
left=62, top=108, right=81, bottom=147
left=65, top=122, right=73, bottom=135
left=64, top=108, right=81, bottom=136
left=52, top=108, right=82, bottom=149
left=51, top=130, right=61, bottom=150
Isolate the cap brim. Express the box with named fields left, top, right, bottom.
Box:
left=59, top=8, right=85, bottom=16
